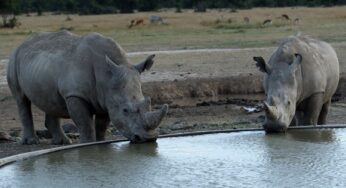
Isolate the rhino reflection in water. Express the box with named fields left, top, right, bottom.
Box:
left=254, top=33, right=339, bottom=133
left=7, top=31, right=168, bottom=144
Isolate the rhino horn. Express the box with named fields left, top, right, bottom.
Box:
left=141, top=97, right=151, bottom=111
left=263, top=101, right=278, bottom=120
left=144, top=104, right=168, bottom=130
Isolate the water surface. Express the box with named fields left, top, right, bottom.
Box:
left=1, top=129, right=346, bottom=188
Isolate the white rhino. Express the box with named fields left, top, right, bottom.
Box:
left=254, top=33, right=339, bottom=132
left=7, top=31, right=168, bottom=144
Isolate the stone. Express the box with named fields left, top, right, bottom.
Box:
left=62, top=123, right=79, bottom=133
left=0, top=131, right=14, bottom=142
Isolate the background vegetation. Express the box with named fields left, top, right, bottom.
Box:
left=1, top=0, right=346, bottom=15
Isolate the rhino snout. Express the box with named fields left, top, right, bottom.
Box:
left=263, top=122, right=288, bottom=133
left=130, top=133, right=158, bottom=143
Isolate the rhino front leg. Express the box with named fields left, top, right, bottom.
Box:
left=45, top=114, right=72, bottom=145
left=16, top=96, right=39, bottom=144
left=318, top=101, right=330, bottom=125
left=302, top=93, right=324, bottom=125
left=95, top=114, right=110, bottom=141
left=66, top=97, right=96, bottom=143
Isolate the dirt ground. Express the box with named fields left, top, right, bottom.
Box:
left=1, top=46, right=346, bottom=159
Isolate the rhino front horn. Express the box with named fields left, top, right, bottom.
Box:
left=263, top=101, right=278, bottom=120
left=144, top=104, right=168, bottom=130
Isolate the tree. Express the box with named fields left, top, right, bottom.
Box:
left=0, top=0, right=19, bottom=28
left=136, top=0, right=159, bottom=11
left=114, top=0, right=136, bottom=13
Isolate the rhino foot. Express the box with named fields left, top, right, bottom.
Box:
left=51, top=135, right=72, bottom=145
left=21, top=136, right=40, bottom=145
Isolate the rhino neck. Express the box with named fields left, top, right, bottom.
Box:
left=93, top=63, right=113, bottom=112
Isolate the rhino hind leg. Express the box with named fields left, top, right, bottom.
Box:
left=16, top=96, right=40, bottom=145
left=95, top=114, right=110, bottom=141
left=45, top=114, right=71, bottom=145
left=318, top=101, right=330, bottom=125
left=302, top=93, right=324, bottom=126
left=66, top=97, right=96, bottom=143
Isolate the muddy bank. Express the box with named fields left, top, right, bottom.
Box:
left=143, top=73, right=346, bottom=104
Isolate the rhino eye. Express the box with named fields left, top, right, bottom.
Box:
left=123, top=108, right=129, bottom=115
left=287, top=101, right=291, bottom=105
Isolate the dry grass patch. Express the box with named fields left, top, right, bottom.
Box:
left=0, top=7, right=346, bottom=59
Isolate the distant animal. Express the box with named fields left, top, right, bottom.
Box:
left=128, top=19, right=145, bottom=28
left=294, top=18, right=300, bottom=25
left=243, top=17, right=250, bottom=24
left=7, top=31, right=168, bottom=144
left=149, top=15, right=164, bottom=24
left=65, top=15, right=72, bottom=21
left=262, top=19, right=272, bottom=25
left=253, top=33, right=339, bottom=133
left=281, top=14, right=290, bottom=20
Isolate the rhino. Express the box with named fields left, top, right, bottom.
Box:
left=253, top=33, right=339, bottom=132
left=7, top=31, right=168, bottom=144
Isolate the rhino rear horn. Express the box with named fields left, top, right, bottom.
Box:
left=139, top=97, right=151, bottom=111
left=144, top=104, right=168, bottom=130
left=263, top=101, right=278, bottom=120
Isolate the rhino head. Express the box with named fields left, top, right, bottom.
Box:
left=254, top=54, right=302, bottom=133
left=103, top=54, right=168, bottom=143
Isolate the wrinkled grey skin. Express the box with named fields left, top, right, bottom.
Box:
left=254, top=33, right=339, bottom=132
left=7, top=31, right=168, bottom=144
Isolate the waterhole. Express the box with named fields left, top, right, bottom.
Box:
left=1, top=129, right=346, bottom=187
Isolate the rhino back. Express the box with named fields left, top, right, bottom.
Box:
left=8, top=31, right=127, bottom=117
left=270, top=34, right=339, bottom=103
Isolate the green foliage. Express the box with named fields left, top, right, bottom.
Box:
left=1, top=0, right=346, bottom=15
left=0, top=0, right=20, bottom=28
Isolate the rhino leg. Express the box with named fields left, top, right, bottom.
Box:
left=291, top=111, right=304, bottom=126
left=318, top=101, right=330, bottom=125
left=66, top=97, right=96, bottom=143
left=16, top=96, right=39, bottom=145
left=302, top=93, right=324, bottom=125
left=95, top=114, right=110, bottom=141
left=45, top=114, right=71, bottom=145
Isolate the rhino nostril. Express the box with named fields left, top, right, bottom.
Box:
left=134, top=135, right=141, bottom=142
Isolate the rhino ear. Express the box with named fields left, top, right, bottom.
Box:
left=105, top=55, right=119, bottom=67
left=289, top=53, right=302, bottom=73
left=135, top=54, right=155, bottom=74
left=105, top=55, right=120, bottom=70
left=253, top=56, right=271, bottom=74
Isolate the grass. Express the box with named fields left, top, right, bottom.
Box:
left=1, top=6, right=346, bottom=59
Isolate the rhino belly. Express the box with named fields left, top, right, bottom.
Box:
left=18, top=61, right=70, bottom=118
left=22, top=83, right=70, bottom=118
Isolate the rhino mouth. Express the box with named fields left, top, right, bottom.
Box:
left=263, top=123, right=288, bottom=133
left=130, top=134, right=158, bottom=143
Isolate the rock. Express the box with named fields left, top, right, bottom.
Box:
left=0, top=131, right=14, bottom=142
left=62, top=123, right=79, bottom=133
left=36, top=130, right=52, bottom=139
left=66, top=133, right=79, bottom=139
left=9, top=128, right=21, bottom=137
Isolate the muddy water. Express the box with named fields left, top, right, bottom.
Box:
left=1, top=129, right=346, bottom=187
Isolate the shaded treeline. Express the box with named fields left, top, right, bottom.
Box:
left=1, top=0, right=346, bottom=15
